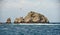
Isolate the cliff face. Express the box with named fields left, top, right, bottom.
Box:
left=24, top=11, right=34, bottom=23
left=32, top=13, right=41, bottom=23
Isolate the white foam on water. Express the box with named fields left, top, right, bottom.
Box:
left=12, top=23, right=60, bottom=25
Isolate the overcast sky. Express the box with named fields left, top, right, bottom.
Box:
left=0, top=0, right=60, bottom=22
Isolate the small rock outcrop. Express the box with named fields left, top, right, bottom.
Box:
left=6, top=18, right=11, bottom=23
left=14, top=17, right=24, bottom=23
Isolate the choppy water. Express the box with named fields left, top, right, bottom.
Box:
left=0, top=23, right=60, bottom=35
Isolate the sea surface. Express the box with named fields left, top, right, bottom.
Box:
left=0, top=23, right=60, bottom=35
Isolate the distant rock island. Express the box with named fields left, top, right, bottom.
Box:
left=6, top=18, right=11, bottom=23
left=6, top=11, right=49, bottom=23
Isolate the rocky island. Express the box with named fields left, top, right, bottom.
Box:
left=6, top=11, right=49, bottom=23
left=6, top=18, right=11, bottom=23
left=24, top=11, right=49, bottom=23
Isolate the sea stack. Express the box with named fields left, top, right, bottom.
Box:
left=6, top=18, right=11, bottom=23
left=14, top=17, right=24, bottom=23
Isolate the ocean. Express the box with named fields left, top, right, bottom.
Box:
left=0, top=23, right=60, bottom=35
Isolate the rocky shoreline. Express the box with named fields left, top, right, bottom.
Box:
left=5, top=11, right=49, bottom=23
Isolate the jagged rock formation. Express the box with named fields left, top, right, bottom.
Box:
left=6, top=18, right=11, bottom=23
left=14, top=17, right=24, bottom=23
left=14, top=11, right=49, bottom=23
left=24, top=11, right=49, bottom=23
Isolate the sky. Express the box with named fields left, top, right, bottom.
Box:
left=0, top=0, right=60, bottom=22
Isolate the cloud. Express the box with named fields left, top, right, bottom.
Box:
left=3, top=0, right=41, bottom=8
left=3, top=0, right=59, bottom=9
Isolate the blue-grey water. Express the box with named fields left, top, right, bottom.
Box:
left=0, top=23, right=60, bottom=35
